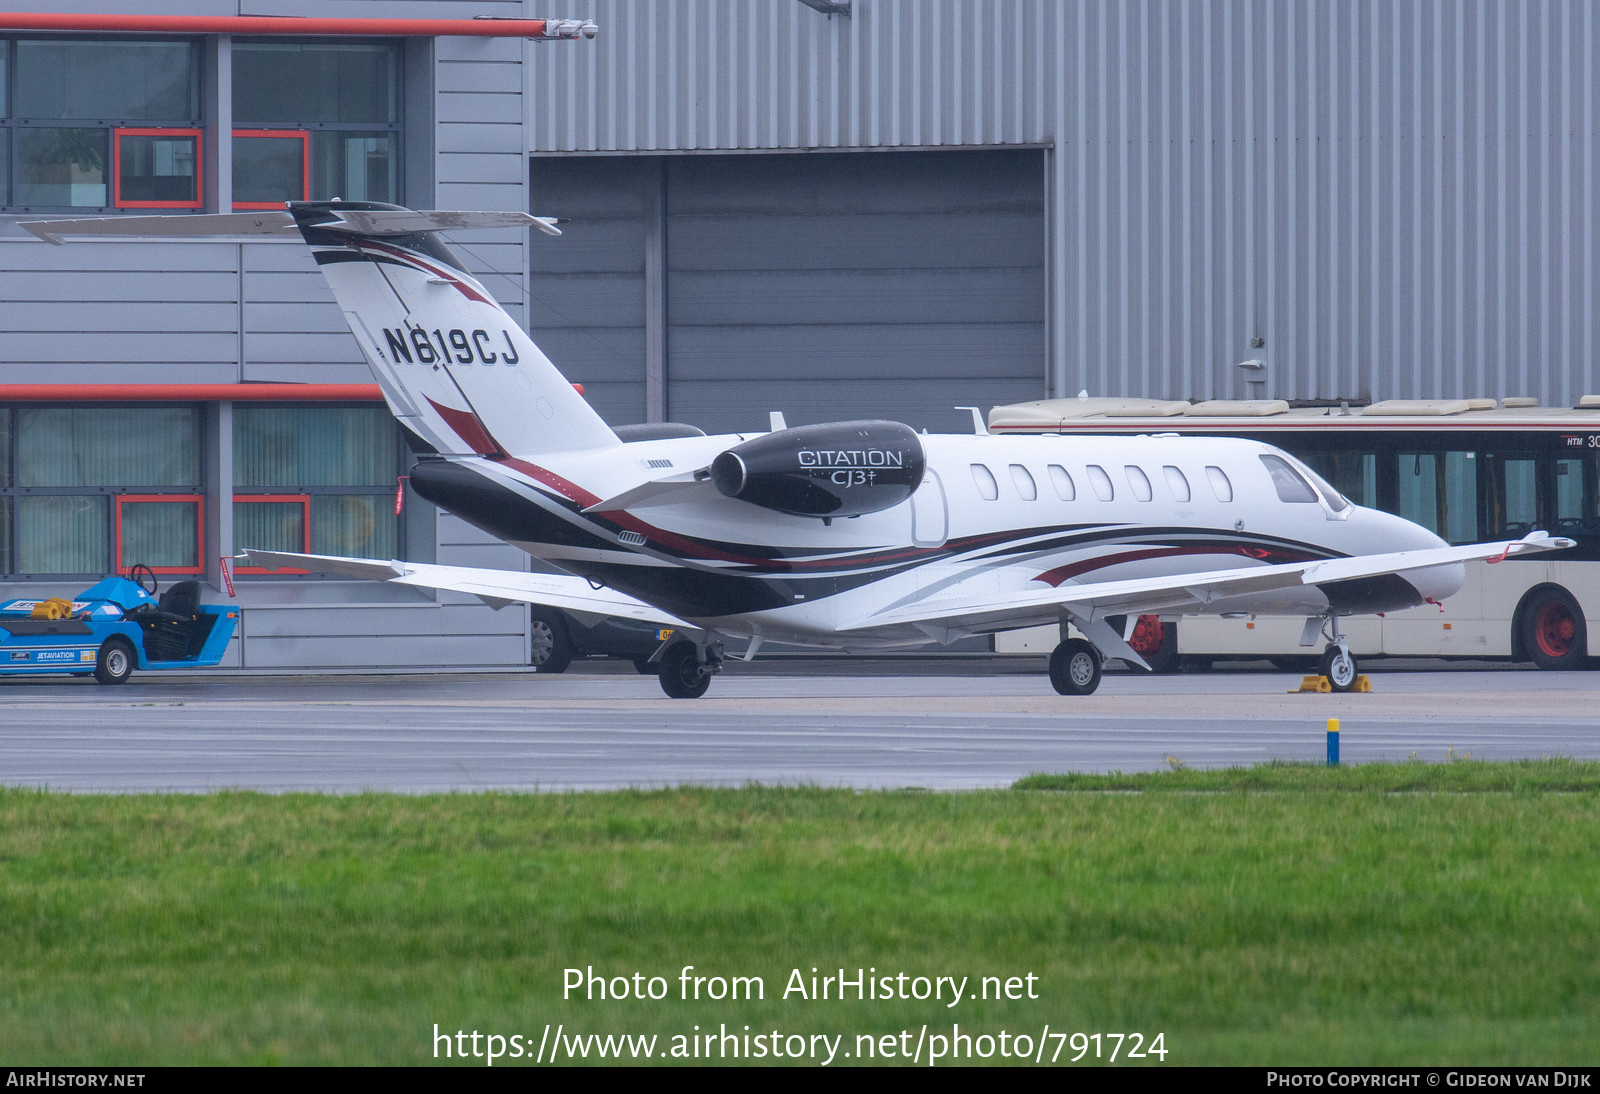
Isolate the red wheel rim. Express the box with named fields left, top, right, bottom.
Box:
left=1535, top=601, right=1577, bottom=658
left=1129, top=614, right=1165, bottom=655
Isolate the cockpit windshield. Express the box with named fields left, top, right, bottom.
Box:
left=1259, top=454, right=1319, bottom=503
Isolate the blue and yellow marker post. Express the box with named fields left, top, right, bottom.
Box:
left=1326, top=718, right=1340, bottom=766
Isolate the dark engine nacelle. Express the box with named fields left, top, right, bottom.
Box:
left=709, top=420, right=926, bottom=518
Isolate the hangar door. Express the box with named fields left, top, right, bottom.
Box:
left=530, top=149, right=1044, bottom=435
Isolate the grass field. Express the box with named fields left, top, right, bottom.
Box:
left=2, top=760, right=1598, bottom=1066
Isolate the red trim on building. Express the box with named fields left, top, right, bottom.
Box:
left=113, top=128, right=203, bottom=210
left=0, top=13, right=564, bottom=37
left=0, top=384, right=383, bottom=402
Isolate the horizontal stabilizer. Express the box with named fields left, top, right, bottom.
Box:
left=241, top=549, right=689, bottom=628
left=22, top=209, right=559, bottom=244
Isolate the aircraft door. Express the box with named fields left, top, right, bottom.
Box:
left=911, top=468, right=948, bottom=547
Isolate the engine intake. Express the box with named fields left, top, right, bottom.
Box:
left=710, top=420, right=926, bottom=518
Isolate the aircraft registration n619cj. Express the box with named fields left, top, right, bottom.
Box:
left=25, top=203, right=1571, bottom=697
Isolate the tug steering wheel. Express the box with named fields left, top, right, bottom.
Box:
left=129, top=564, right=159, bottom=597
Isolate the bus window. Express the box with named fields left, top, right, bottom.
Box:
left=970, top=463, right=998, bottom=501
left=1442, top=451, right=1479, bottom=543
left=1205, top=466, right=1233, bottom=502
left=1554, top=453, right=1599, bottom=535
left=1396, top=452, right=1440, bottom=535
left=1399, top=450, right=1480, bottom=542
left=1125, top=465, right=1153, bottom=501
left=1162, top=465, right=1191, bottom=502
left=1009, top=464, right=1037, bottom=501
left=1048, top=464, right=1076, bottom=501
left=1087, top=464, right=1114, bottom=501
left=1484, top=452, right=1539, bottom=538
left=1259, top=454, right=1318, bottom=503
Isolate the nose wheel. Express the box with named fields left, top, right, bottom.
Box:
left=1319, top=643, right=1359, bottom=691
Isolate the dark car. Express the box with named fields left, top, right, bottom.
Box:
left=530, top=606, right=677, bottom=674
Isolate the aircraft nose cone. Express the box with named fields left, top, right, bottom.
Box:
left=1375, top=510, right=1464, bottom=604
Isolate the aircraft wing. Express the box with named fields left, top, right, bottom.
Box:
left=241, top=549, right=691, bottom=628
left=842, top=531, right=1574, bottom=658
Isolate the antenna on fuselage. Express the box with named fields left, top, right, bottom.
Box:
left=955, top=407, right=989, bottom=436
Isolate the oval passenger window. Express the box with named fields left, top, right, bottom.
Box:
left=1206, top=465, right=1234, bottom=502
left=1163, top=465, right=1191, bottom=502
left=970, top=463, right=999, bottom=501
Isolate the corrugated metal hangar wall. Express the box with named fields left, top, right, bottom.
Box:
left=531, top=0, right=1600, bottom=412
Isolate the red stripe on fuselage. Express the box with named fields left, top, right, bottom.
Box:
left=1033, top=542, right=1323, bottom=587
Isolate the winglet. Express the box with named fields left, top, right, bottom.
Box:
left=1487, top=529, right=1574, bottom=563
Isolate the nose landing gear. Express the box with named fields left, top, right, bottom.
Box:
left=1313, top=612, right=1360, bottom=692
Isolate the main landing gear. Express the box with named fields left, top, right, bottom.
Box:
left=657, top=639, right=723, bottom=699
left=1048, top=637, right=1103, bottom=695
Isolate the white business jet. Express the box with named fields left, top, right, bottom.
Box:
left=25, top=203, right=1571, bottom=697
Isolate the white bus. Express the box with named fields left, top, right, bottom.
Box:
left=986, top=396, right=1599, bottom=672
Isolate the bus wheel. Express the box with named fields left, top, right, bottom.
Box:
left=1129, top=615, right=1180, bottom=674
left=1049, top=638, right=1102, bottom=696
left=1522, top=589, right=1588, bottom=670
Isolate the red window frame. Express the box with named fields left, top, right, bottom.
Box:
left=114, top=494, right=205, bottom=575
left=232, top=129, right=310, bottom=210
left=112, top=128, right=203, bottom=209
left=233, top=494, right=311, bottom=573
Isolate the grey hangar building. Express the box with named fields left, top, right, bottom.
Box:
left=0, top=0, right=1592, bottom=670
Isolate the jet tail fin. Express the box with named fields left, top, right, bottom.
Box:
left=23, top=202, right=615, bottom=460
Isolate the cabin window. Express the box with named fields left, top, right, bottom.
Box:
left=1086, top=464, right=1114, bottom=501
left=1125, top=465, right=1153, bottom=502
left=1259, top=454, right=1319, bottom=503
left=1048, top=464, right=1076, bottom=501
left=970, top=463, right=999, bottom=501
left=1163, top=465, right=1191, bottom=503
left=1009, top=464, right=1037, bottom=501
left=1206, top=465, right=1234, bottom=502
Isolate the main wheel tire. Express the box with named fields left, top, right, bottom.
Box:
left=529, top=609, right=575, bottom=674
left=1521, top=588, right=1588, bottom=670
left=1048, top=638, right=1103, bottom=696
left=94, top=638, right=135, bottom=685
left=1319, top=644, right=1358, bottom=691
left=633, top=658, right=657, bottom=675
left=1129, top=615, right=1181, bottom=674
left=658, top=641, right=710, bottom=699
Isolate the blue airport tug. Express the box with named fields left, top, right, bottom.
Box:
left=0, top=565, right=237, bottom=684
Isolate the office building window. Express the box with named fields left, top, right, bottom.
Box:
left=232, top=41, right=401, bottom=208
left=233, top=406, right=402, bottom=570
left=1, top=39, right=202, bottom=211
left=0, top=406, right=203, bottom=577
